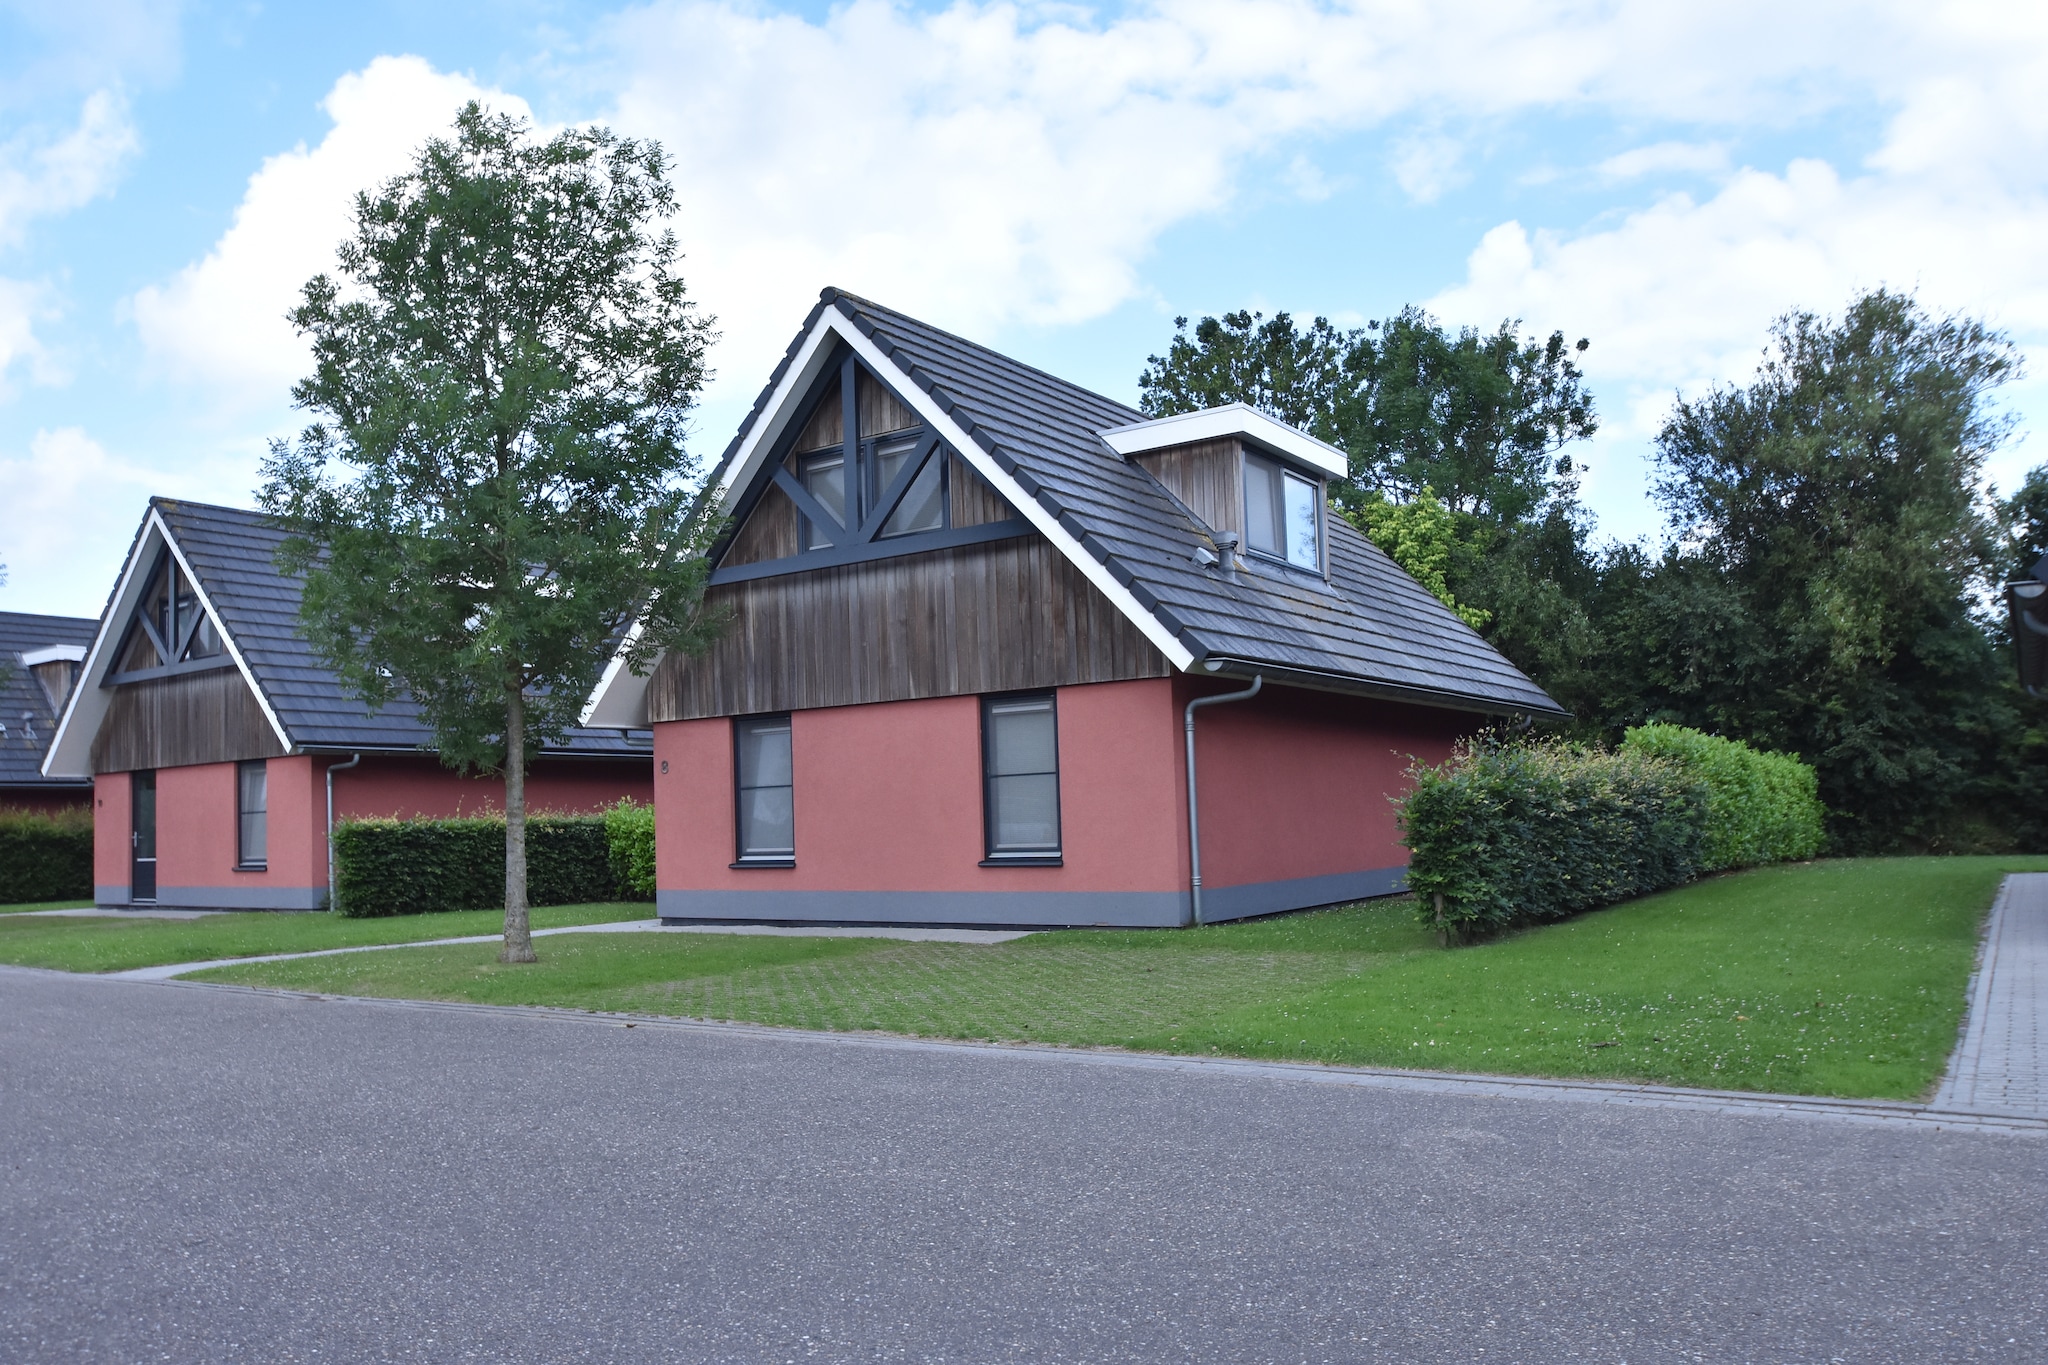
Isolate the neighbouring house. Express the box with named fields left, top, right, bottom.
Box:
left=584, top=288, right=1566, bottom=928
left=43, top=500, right=653, bottom=910
left=0, top=611, right=97, bottom=814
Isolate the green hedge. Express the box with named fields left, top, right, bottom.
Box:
left=0, top=806, right=93, bottom=904
left=1620, top=723, right=1825, bottom=871
left=1399, top=741, right=1708, bottom=938
left=603, top=798, right=657, bottom=899
left=332, top=812, right=643, bottom=917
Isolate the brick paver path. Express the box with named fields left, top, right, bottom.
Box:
left=1936, top=872, right=2048, bottom=1117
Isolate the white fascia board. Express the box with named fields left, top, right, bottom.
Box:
left=580, top=620, right=649, bottom=728
left=42, top=508, right=292, bottom=778
left=20, top=644, right=87, bottom=666
left=826, top=314, right=1196, bottom=672
left=712, top=320, right=851, bottom=517
left=1099, top=403, right=1348, bottom=480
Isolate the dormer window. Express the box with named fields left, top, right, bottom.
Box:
left=1244, top=452, right=1323, bottom=571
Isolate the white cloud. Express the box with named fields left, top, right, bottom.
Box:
left=130, top=56, right=527, bottom=408
left=1390, top=132, right=1466, bottom=203
left=0, top=427, right=208, bottom=616
left=1594, top=141, right=1730, bottom=183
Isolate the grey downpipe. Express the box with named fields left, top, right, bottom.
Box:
left=326, top=753, right=362, bottom=912
left=1183, top=674, right=1262, bottom=928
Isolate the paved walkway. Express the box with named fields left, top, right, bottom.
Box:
left=106, top=918, right=1032, bottom=982
left=1936, top=872, right=2048, bottom=1117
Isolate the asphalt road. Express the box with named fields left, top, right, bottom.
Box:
left=2, top=968, right=2043, bottom=1364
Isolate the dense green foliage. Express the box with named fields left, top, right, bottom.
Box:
left=1143, top=289, right=2048, bottom=853
left=1340, top=488, right=1487, bottom=628
left=194, top=858, right=2042, bottom=1100
left=1399, top=741, right=1707, bottom=936
left=1621, top=724, right=1824, bottom=871
left=260, top=104, right=722, bottom=959
left=0, top=807, right=92, bottom=904
left=603, top=798, right=657, bottom=899
left=332, top=813, right=631, bottom=917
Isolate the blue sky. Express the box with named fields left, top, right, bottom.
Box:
left=3, top=0, right=2045, bottom=617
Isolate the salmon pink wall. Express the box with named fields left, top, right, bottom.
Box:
left=92, top=771, right=130, bottom=899
left=152, top=758, right=325, bottom=899
left=331, top=755, right=651, bottom=821
left=1178, top=678, right=1473, bottom=892
left=655, top=679, right=1184, bottom=897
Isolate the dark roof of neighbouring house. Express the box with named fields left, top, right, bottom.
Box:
left=707, top=287, right=1565, bottom=717
left=149, top=499, right=647, bottom=755
left=0, top=611, right=97, bottom=788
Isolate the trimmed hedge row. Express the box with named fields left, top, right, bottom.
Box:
left=332, top=811, right=651, bottom=917
left=0, top=806, right=93, bottom=904
left=1401, top=741, right=1707, bottom=938
left=1620, top=723, right=1825, bottom=871
left=1399, top=727, right=1825, bottom=939
left=603, top=799, right=657, bottom=899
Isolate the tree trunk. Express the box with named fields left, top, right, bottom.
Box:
left=500, top=683, right=537, bottom=964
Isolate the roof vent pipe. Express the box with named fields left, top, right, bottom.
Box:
left=1212, top=532, right=1240, bottom=584
left=326, top=753, right=362, bottom=912
left=1183, top=673, right=1262, bottom=928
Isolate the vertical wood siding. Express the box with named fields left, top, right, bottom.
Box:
left=90, top=667, right=288, bottom=773
left=648, top=534, right=1171, bottom=721
left=1135, top=437, right=1243, bottom=537
left=723, top=480, right=802, bottom=567
left=947, top=455, right=1012, bottom=527
left=858, top=370, right=918, bottom=436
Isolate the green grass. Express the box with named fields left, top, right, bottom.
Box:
left=192, top=857, right=2046, bottom=1100
left=0, top=902, right=653, bottom=973
left=0, top=898, right=93, bottom=913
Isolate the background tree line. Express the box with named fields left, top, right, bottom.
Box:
left=1141, top=292, right=2048, bottom=854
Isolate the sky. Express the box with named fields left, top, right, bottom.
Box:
left=2, top=0, right=2045, bottom=618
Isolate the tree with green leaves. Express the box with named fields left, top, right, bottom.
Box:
left=260, top=103, right=723, bottom=961
left=2003, top=462, right=2048, bottom=582
left=1139, top=305, right=1596, bottom=526
left=1632, top=288, right=2023, bottom=850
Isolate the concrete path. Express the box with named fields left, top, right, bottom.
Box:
left=1936, top=871, right=2048, bottom=1117
left=106, top=918, right=1032, bottom=982
left=4, top=966, right=2044, bottom=1362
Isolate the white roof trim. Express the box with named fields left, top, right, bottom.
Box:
left=579, top=620, right=649, bottom=728
left=20, top=644, right=86, bottom=666
left=582, top=303, right=1202, bottom=724
left=43, top=507, right=293, bottom=778
left=1099, top=403, right=1349, bottom=480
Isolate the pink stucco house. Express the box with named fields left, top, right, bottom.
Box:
left=585, top=290, right=1563, bottom=928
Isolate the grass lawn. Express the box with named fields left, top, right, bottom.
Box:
left=191, top=856, right=2047, bottom=1100
left=0, top=899, right=93, bottom=914
left=0, top=902, right=653, bottom=974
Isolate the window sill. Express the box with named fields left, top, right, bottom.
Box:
left=730, top=858, right=796, bottom=870
left=980, top=855, right=1063, bottom=868
left=233, top=863, right=268, bottom=873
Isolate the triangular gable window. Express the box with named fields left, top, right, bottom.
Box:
left=714, top=352, right=1027, bottom=582
left=108, top=550, right=232, bottom=683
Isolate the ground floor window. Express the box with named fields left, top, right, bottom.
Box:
left=734, top=715, right=795, bottom=864
left=237, top=760, right=267, bottom=869
left=981, top=692, right=1061, bottom=862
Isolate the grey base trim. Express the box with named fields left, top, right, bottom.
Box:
left=657, top=866, right=1408, bottom=929
left=99, top=884, right=328, bottom=912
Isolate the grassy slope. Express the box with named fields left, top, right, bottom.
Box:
left=193, top=857, right=2046, bottom=1100
left=0, top=902, right=653, bottom=973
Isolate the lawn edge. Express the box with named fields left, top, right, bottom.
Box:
left=26, top=965, right=2036, bottom=1137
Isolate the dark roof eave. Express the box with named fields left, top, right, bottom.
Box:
left=1193, top=656, right=1573, bottom=721
left=291, top=743, right=653, bottom=760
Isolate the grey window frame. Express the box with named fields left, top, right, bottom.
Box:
left=235, top=759, right=268, bottom=871
left=979, top=691, right=1063, bottom=866
left=1243, top=451, right=1326, bottom=574
left=732, top=714, right=796, bottom=867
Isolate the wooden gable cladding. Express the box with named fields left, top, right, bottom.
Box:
left=649, top=533, right=1171, bottom=721
left=90, top=666, right=286, bottom=773
left=723, top=452, right=1014, bottom=570
left=1134, top=437, right=1243, bottom=538
left=792, top=368, right=920, bottom=452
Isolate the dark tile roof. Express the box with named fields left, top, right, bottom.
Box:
left=151, top=500, right=648, bottom=755
left=0, top=611, right=97, bottom=789
left=711, top=288, right=1566, bottom=717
